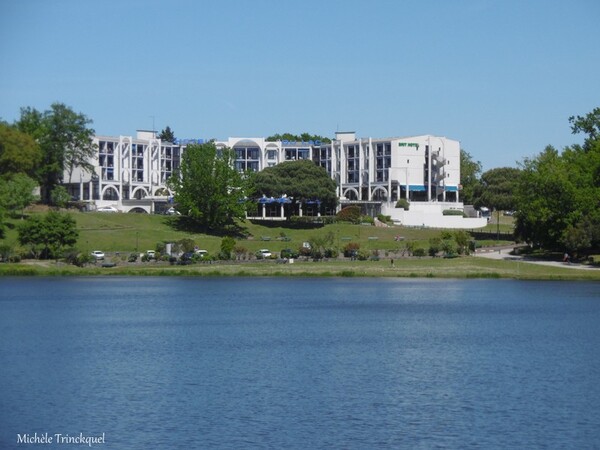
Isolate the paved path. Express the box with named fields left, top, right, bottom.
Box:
left=474, top=247, right=599, bottom=271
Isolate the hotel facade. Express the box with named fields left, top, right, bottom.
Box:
left=64, top=130, right=481, bottom=227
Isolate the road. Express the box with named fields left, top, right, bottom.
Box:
left=474, top=246, right=599, bottom=271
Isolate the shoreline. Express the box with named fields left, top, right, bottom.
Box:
left=1, top=256, right=599, bottom=281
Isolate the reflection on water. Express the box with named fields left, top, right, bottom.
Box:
left=1, top=278, right=599, bottom=449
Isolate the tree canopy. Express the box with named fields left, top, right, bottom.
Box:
left=158, top=126, right=176, bottom=143
left=474, top=167, right=521, bottom=211
left=0, top=173, right=38, bottom=218
left=459, top=149, right=482, bottom=205
left=18, top=211, right=78, bottom=259
left=0, top=123, right=42, bottom=178
left=15, top=103, right=96, bottom=203
left=250, top=159, right=338, bottom=207
left=515, top=108, right=600, bottom=254
left=266, top=132, right=331, bottom=144
left=167, top=142, right=249, bottom=230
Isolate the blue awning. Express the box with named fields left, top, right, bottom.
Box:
left=445, top=186, right=459, bottom=192
left=408, top=185, right=426, bottom=192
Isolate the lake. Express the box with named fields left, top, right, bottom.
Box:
left=1, top=277, right=599, bottom=449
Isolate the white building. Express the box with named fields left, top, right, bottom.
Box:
left=63, top=130, right=487, bottom=228
left=65, top=130, right=181, bottom=213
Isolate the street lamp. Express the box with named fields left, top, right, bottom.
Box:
left=136, top=231, right=139, bottom=253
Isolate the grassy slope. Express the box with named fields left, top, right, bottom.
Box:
left=2, top=210, right=598, bottom=279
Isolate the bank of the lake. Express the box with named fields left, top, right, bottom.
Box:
left=1, top=256, right=599, bottom=280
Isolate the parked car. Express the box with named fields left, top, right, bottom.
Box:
left=146, top=250, right=156, bottom=259
left=91, top=250, right=105, bottom=260
left=165, top=207, right=181, bottom=215
left=181, top=252, right=194, bottom=261
left=195, top=249, right=208, bottom=258
left=256, top=249, right=272, bottom=259
left=97, top=206, right=118, bottom=213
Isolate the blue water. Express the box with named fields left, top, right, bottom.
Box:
left=1, top=277, right=599, bottom=449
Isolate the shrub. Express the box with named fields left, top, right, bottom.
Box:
left=128, top=253, right=138, bottom=262
left=442, top=209, right=465, bottom=216
left=395, top=199, right=410, bottom=210
left=219, top=236, right=236, bottom=260
left=336, top=206, right=361, bottom=223
left=377, top=214, right=392, bottom=224
left=412, top=248, right=427, bottom=257
left=359, top=215, right=374, bottom=224
left=0, top=243, right=12, bottom=262
left=356, top=249, right=370, bottom=260
left=233, top=245, right=248, bottom=260
left=281, top=248, right=299, bottom=259
left=428, top=237, right=442, bottom=257
left=343, top=242, right=360, bottom=257
left=63, top=249, right=94, bottom=267
left=324, top=248, right=338, bottom=258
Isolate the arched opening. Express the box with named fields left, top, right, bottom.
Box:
left=343, top=188, right=359, bottom=201
left=128, top=207, right=148, bottom=214
left=102, top=186, right=120, bottom=201
left=132, top=187, right=148, bottom=200
left=372, top=187, right=388, bottom=202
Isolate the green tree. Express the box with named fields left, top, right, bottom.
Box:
left=0, top=173, right=39, bottom=218
left=251, top=159, right=338, bottom=211
left=167, top=142, right=248, bottom=230
left=474, top=167, right=521, bottom=210
left=18, top=211, right=78, bottom=259
left=16, top=103, right=96, bottom=203
left=266, top=133, right=331, bottom=144
left=307, top=231, right=336, bottom=260
left=0, top=123, right=42, bottom=177
left=158, top=126, right=176, bottom=143
left=569, top=107, right=600, bottom=150
left=515, top=146, right=572, bottom=249
left=219, top=236, right=236, bottom=260
left=516, top=140, right=600, bottom=253
left=460, top=149, right=482, bottom=205
left=50, top=185, right=71, bottom=209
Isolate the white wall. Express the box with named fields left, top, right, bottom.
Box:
left=382, top=202, right=488, bottom=229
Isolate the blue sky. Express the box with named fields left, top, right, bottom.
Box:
left=1, top=0, right=599, bottom=170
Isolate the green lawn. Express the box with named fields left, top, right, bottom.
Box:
left=4, top=209, right=504, bottom=256
left=2, top=210, right=599, bottom=280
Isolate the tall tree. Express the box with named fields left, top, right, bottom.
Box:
left=459, top=149, right=482, bottom=205
left=16, top=103, right=96, bottom=203
left=167, top=142, right=248, bottom=230
left=18, top=211, right=78, bottom=259
left=251, top=159, right=338, bottom=208
left=474, top=167, right=521, bottom=211
left=158, top=126, right=176, bottom=143
left=569, top=107, right=600, bottom=150
left=0, top=173, right=38, bottom=218
left=0, top=123, right=42, bottom=177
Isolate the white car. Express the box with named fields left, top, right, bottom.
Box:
left=258, top=249, right=272, bottom=259
left=146, top=250, right=156, bottom=259
left=91, top=250, right=105, bottom=260
left=165, top=207, right=181, bottom=215
left=195, top=249, right=208, bottom=258
left=97, top=206, right=118, bottom=213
